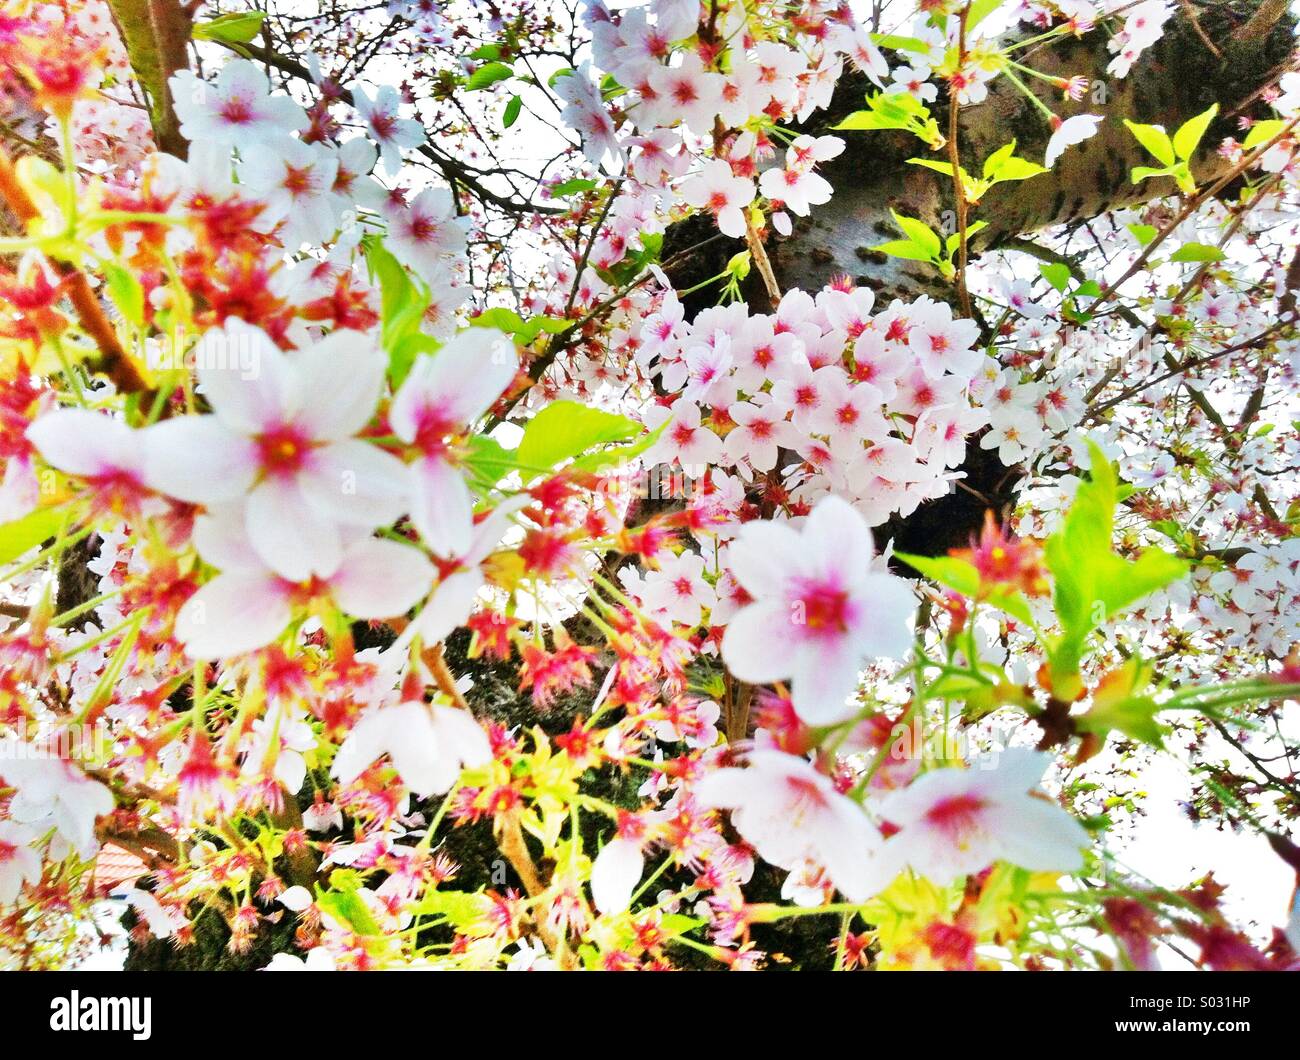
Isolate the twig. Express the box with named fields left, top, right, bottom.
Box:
left=0, top=146, right=147, bottom=393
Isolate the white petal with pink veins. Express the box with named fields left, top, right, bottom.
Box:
left=789, top=635, right=864, bottom=725
left=802, top=494, right=876, bottom=581
left=142, top=415, right=258, bottom=504
left=291, top=329, right=387, bottom=440
left=246, top=477, right=343, bottom=581
left=724, top=519, right=802, bottom=597
left=853, top=573, right=918, bottom=659
left=331, top=707, right=402, bottom=786
left=413, top=568, right=483, bottom=645
left=27, top=409, right=140, bottom=478
left=721, top=599, right=799, bottom=684
left=416, top=328, right=517, bottom=425
left=191, top=505, right=264, bottom=571
left=430, top=704, right=491, bottom=770
left=383, top=702, right=447, bottom=797
left=177, top=571, right=293, bottom=659
left=196, top=320, right=296, bottom=433
left=329, top=538, right=434, bottom=618
left=590, top=836, right=644, bottom=914
left=299, top=438, right=409, bottom=527
left=409, top=453, right=473, bottom=558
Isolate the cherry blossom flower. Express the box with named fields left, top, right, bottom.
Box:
left=759, top=163, right=833, bottom=217
left=171, top=60, right=307, bottom=151
left=641, top=400, right=723, bottom=469
left=1044, top=114, right=1103, bottom=168
left=867, top=750, right=1091, bottom=889
left=556, top=63, right=622, bottom=170
left=647, top=52, right=724, bottom=137
left=383, top=187, right=469, bottom=282
left=721, top=495, right=916, bottom=724
left=143, top=320, right=407, bottom=581
left=239, top=138, right=339, bottom=249
left=389, top=327, right=517, bottom=557
left=175, top=506, right=435, bottom=659
left=907, top=299, right=982, bottom=379
left=638, top=550, right=715, bottom=627
left=0, top=743, right=114, bottom=860
left=409, top=499, right=524, bottom=647
left=352, top=83, right=425, bottom=175
left=696, top=749, right=881, bottom=901
left=680, top=160, right=755, bottom=239
left=0, top=821, right=39, bottom=905
left=887, top=65, right=938, bottom=103
left=332, top=698, right=491, bottom=797
left=723, top=395, right=801, bottom=472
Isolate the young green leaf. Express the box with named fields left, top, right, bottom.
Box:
left=1172, top=103, right=1218, bottom=161
left=1123, top=120, right=1176, bottom=167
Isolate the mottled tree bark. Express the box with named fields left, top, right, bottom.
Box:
left=671, top=0, right=1294, bottom=306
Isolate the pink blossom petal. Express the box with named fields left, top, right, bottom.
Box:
left=290, top=329, right=387, bottom=440
left=26, top=409, right=139, bottom=478
left=329, top=538, right=434, bottom=618
left=196, top=320, right=296, bottom=434
left=299, top=439, right=409, bottom=527
left=721, top=599, right=800, bottom=684
left=590, top=836, right=644, bottom=914
left=409, top=454, right=473, bottom=558
left=246, top=477, right=343, bottom=581
left=177, top=571, right=292, bottom=659
left=142, top=416, right=258, bottom=504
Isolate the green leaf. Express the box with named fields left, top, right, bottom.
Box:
left=1130, top=164, right=1174, bottom=185
left=1242, top=119, right=1285, bottom=151
left=1127, top=223, right=1158, bottom=245
left=469, top=43, right=502, bottom=61
left=192, top=11, right=267, bottom=44
left=550, top=177, right=598, bottom=197
left=569, top=417, right=668, bottom=474
left=316, top=889, right=380, bottom=936
left=967, top=0, right=1005, bottom=31
left=363, top=237, right=430, bottom=385
left=101, top=261, right=144, bottom=327
left=1172, top=103, right=1218, bottom=161
left=502, top=94, right=522, bottom=127
left=907, top=157, right=957, bottom=178
left=871, top=239, right=935, bottom=262
left=1123, top=120, right=1175, bottom=167
left=1039, top=262, right=1071, bottom=292
left=467, top=61, right=513, bottom=91
left=893, top=551, right=1034, bottom=625
left=0, top=508, right=65, bottom=565
left=870, top=33, right=932, bottom=53
left=945, top=219, right=988, bottom=254
left=890, top=211, right=941, bottom=256
left=517, top=400, right=640, bottom=470
left=1077, top=658, right=1166, bottom=747
left=1169, top=242, right=1225, bottom=263
left=1043, top=442, right=1188, bottom=694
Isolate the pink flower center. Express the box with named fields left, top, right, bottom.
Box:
left=219, top=96, right=254, bottom=125
left=925, top=793, right=987, bottom=837
left=283, top=164, right=313, bottom=195
left=797, top=581, right=852, bottom=633
left=257, top=424, right=312, bottom=476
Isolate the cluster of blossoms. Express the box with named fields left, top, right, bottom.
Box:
left=626, top=285, right=986, bottom=529
left=0, top=0, right=1296, bottom=975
